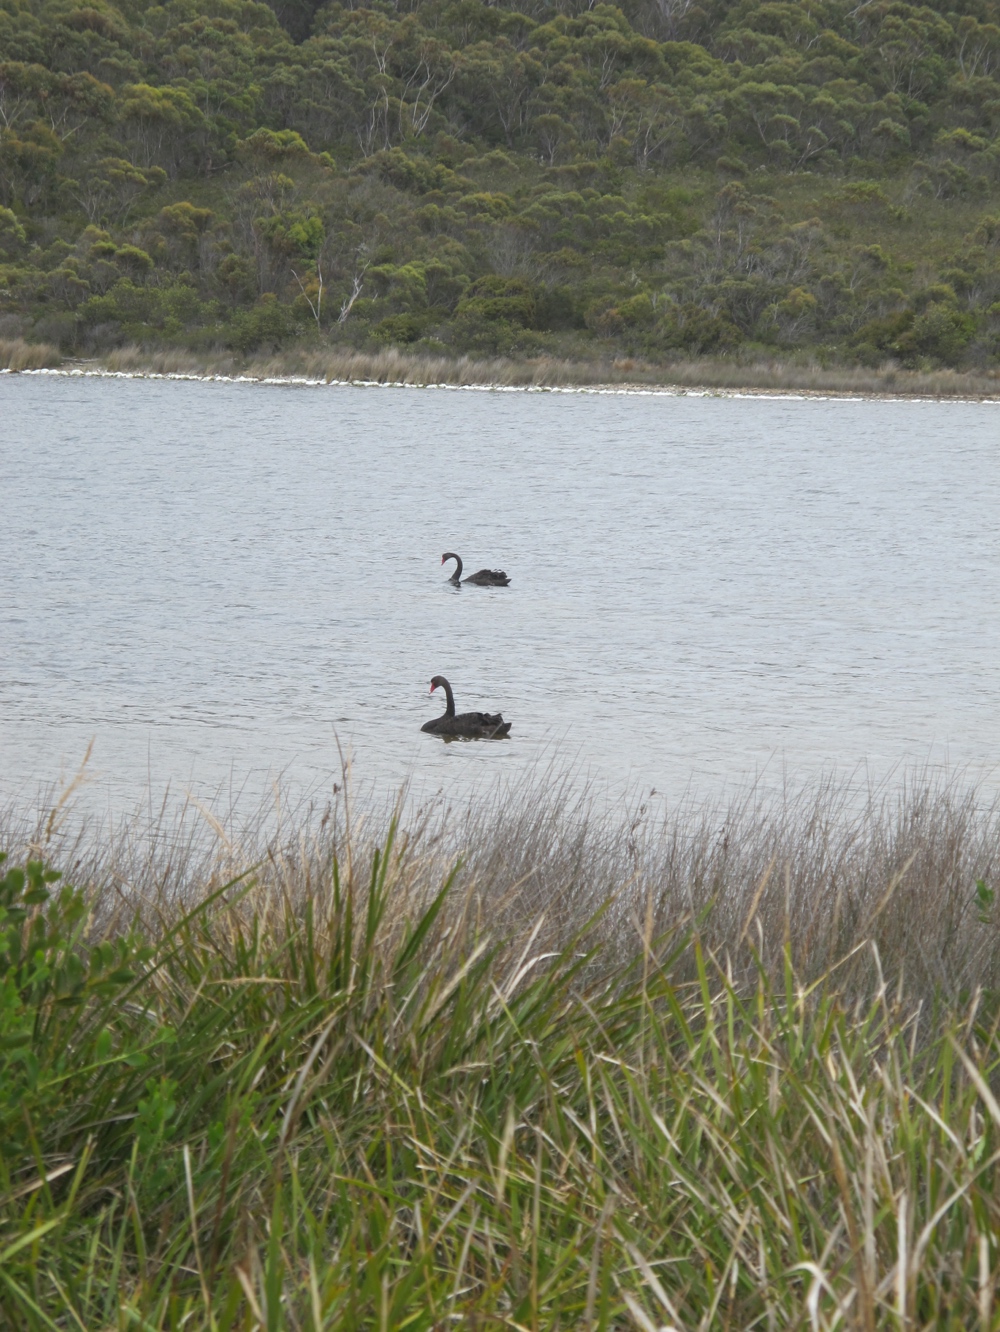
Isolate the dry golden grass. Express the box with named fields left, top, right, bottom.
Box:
left=0, top=337, right=63, bottom=370
left=98, top=342, right=605, bottom=387
left=78, top=342, right=1000, bottom=398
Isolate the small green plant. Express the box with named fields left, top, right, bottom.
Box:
left=0, top=852, right=155, bottom=1160
left=975, top=876, right=994, bottom=922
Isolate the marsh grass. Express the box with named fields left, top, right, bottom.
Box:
left=0, top=338, right=62, bottom=371
left=3, top=772, right=1000, bottom=1329
left=57, top=342, right=1000, bottom=398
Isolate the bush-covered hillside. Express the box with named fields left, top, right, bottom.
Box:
left=2, top=0, right=999, bottom=370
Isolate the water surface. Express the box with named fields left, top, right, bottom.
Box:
left=2, top=374, right=999, bottom=815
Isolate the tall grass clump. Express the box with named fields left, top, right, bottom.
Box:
left=3, top=773, right=1000, bottom=1329
left=0, top=338, right=62, bottom=371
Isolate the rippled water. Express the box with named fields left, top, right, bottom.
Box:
left=2, top=373, right=999, bottom=816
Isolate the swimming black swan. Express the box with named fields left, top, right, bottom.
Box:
left=420, top=676, right=512, bottom=738
left=441, top=552, right=510, bottom=586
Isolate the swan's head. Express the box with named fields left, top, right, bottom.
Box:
left=430, top=675, right=446, bottom=693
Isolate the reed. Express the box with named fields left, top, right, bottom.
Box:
left=2, top=772, right=1000, bottom=1329
left=0, top=338, right=62, bottom=371
left=73, top=343, right=1000, bottom=398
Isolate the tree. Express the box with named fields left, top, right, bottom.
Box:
left=117, top=84, right=205, bottom=172
left=287, top=212, right=326, bottom=330
left=72, top=157, right=166, bottom=225
left=0, top=118, right=62, bottom=207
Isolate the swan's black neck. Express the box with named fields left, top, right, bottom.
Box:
left=442, top=552, right=463, bottom=582
left=436, top=678, right=456, bottom=716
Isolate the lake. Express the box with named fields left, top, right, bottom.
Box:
left=3, top=372, right=999, bottom=820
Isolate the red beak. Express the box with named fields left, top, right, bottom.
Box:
left=429, top=682, right=436, bottom=692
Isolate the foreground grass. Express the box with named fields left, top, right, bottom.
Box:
left=6, top=336, right=1000, bottom=398
left=3, top=778, right=1000, bottom=1329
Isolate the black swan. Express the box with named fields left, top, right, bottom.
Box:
left=420, top=676, right=512, bottom=738
left=441, top=552, right=510, bottom=587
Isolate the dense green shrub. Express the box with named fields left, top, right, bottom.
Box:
left=655, top=301, right=743, bottom=353
left=78, top=278, right=219, bottom=345
left=227, top=292, right=297, bottom=351
left=853, top=302, right=978, bottom=366
left=371, top=312, right=427, bottom=342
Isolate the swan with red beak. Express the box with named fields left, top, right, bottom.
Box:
left=421, top=676, right=512, bottom=738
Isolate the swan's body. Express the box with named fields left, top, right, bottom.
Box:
left=441, top=552, right=510, bottom=587
left=420, top=675, right=512, bottom=738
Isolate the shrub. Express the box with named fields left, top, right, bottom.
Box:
left=227, top=292, right=296, bottom=352
left=853, top=304, right=977, bottom=366
left=534, top=285, right=582, bottom=331
left=900, top=302, right=978, bottom=364
left=454, top=275, right=536, bottom=328
left=371, top=312, right=428, bottom=343
left=449, top=276, right=539, bottom=353
left=78, top=278, right=218, bottom=344
left=654, top=301, right=743, bottom=353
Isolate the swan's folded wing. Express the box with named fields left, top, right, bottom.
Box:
left=479, top=712, right=511, bottom=736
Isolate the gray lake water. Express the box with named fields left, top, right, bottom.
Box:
left=2, top=372, right=999, bottom=819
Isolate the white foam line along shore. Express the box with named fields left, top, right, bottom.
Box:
left=4, top=363, right=999, bottom=405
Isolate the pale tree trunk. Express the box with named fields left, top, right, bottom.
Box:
left=338, top=264, right=370, bottom=324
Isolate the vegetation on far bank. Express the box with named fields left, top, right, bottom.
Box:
left=2, top=0, right=1000, bottom=377
left=4, top=775, right=1000, bottom=1327
left=5, top=335, right=1000, bottom=396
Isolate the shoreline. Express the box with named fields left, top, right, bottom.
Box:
left=11, top=362, right=1000, bottom=404
left=3, top=337, right=1000, bottom=401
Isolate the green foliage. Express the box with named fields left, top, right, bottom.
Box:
left=227, top=290, right=297, bottom=350
left=656, top=299, right=743, bottom=352
left=78, top=277, right=220, bottom=344
left=853, top=299, right=978, bottom=366
left=371, top=311, right=427, bottom=342
left=975, top=878, right=995, bottom=924
left=456, top=274, right=536, bottom=326
left=449, top=275, right=539, bottom=352
left=0, top=852, right=154, bottom=1162
left=0, top=206, right=26, bottom=255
